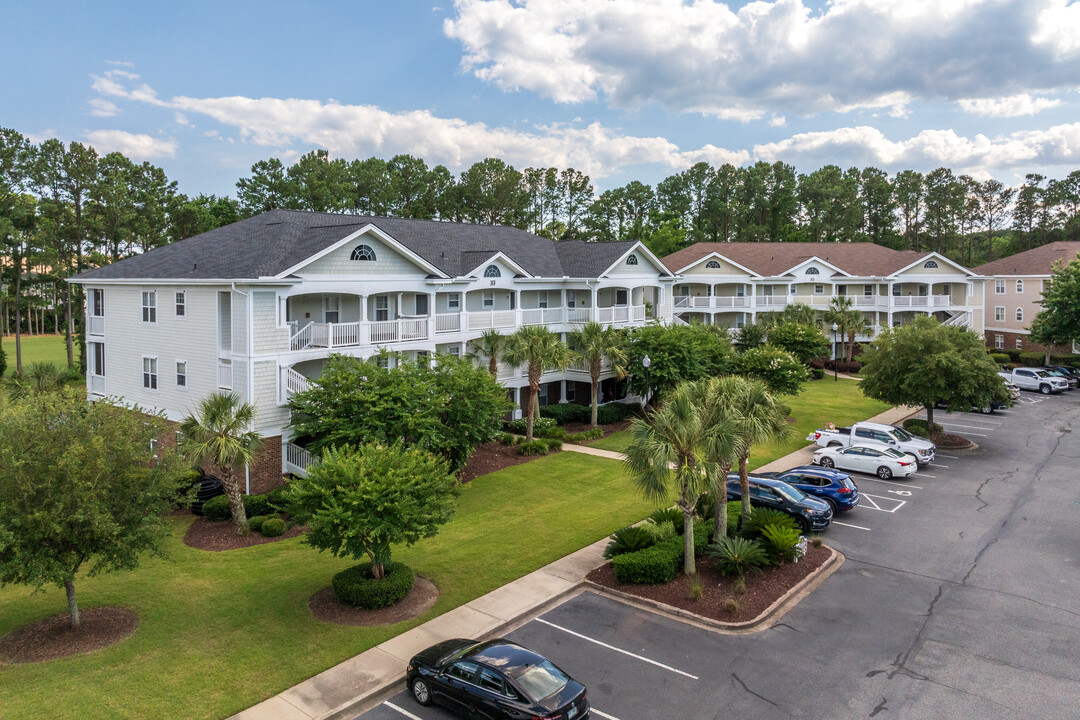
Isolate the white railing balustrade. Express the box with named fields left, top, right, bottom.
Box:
left=285, top=442, right=315, bottom=475
left=674, top=296, right=691, bottom=309
left=468, top=310, right=517, bottom=330
left=567, top=307, right=592, bottom=324
left=435, top=313, right=461, bottom=333
left=285, top=367, right=310, bottom=396
left=290, top=321, right=315, bottom=351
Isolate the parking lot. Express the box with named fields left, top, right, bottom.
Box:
left=359, top=390, right=1080, bottom=720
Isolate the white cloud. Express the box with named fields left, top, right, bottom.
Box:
left=88, top=98, right=120, bottom=117
left=83, top=129, right=177, bottom=160
left=174, top=112, right=193, bottom=127
left=958, top=94, right=1063, bottom=117
left=444, top=0, right=1080, bottom=119
left=106, top=60, right=135, bottom=67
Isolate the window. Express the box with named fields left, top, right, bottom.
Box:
left=484, top=264, right=501, bottom=278
left=565, top=383, right=576, bottom=402
left=538, top=384, right=549, bottom=406
left=736, top=285, right=745, bottom=297
left=447, top=293, right=460, bottom=310
left=1016, top=279, right=1024, bottom=293
left=616, top=289, right=628, bottom=305
left=448, top=345, right=460, bottom=358
left=995, top=334, right=1004, bottom=349
left=626, top=254, right=639, bottom=265
left=705, top=260, right=721, bottom=269
left=375, top=354, right=390, bottom=369
left=995, top=306, right=1005, bottom=322
left=864, top=285, right=873, bottom=297
left=141, top=291, right=157, bottom=323
left=940, top=284, right=950, bottom=295
left=805, top=267, right=820, bottom=275
left=323, top=295, right=340, bottom=323
left=416, top=350, right=429, bottom=366
left=1016, top=338, right=1023, bottom=350
left=91, top=288, right=104, bottom=316
left=415, top=294, right=428, bottom=316
left=142, top=357, right=158, bottom=390
left=538, top=291, right=549, bottom=309
left=479, top=668, right=506, bottom=694
left=814, top=284, right=824, bottom=294
left=482, top=291, right=494, bottom=309
left=1016, top=307, right=1023, bottom=322
left=176, top=361, right=187, bottom=387
left=374, top=295, right=388, bottom=322
left=995, top=279, right=1005, bottom=294
left=892, top=285, right=901, bottom=296
left=447, top=662, right=478, bottom=683
left=837, top=285, right=847, bottom=296
left=350, top=244, right=376, bottom=261
left=89, top=342, right=105, bottom=376
left=923, top=260, right=938, bottom=269
left=566, top=290, right=576, bottom=308
left=175, top=291, right=186, bottom=317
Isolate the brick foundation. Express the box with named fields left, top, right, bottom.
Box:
left=985, top=331, right=1073, bottom=356
left=158, top=421, right=284, bottom=495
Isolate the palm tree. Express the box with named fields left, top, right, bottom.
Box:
left=502, top=326, right=571, bottom=441
left=623, top=380, right=739, bottom=575
left=179, top=392, right=263, bottom=530
left=732, top=380, right=793, bottom=527
left=825, top=296, right=868, bottom=362
left=568, top=321, right=627, bottom=427
left=467, top=329, right=505, bottom=376
left=697, top=375, right=752, bottom=540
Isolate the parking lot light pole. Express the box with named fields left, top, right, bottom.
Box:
left=642, top=354, right=651, bottom=409
left=832, top=323, right=839, bottom=382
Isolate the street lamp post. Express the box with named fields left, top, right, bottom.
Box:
left=831, top=323, right=839, bottom=382
left=642, top=354, right=651, bottom=409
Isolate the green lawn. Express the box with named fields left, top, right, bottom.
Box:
left=0, top=452, right=663, bottom=720
left=590, top=378, right=891, bottom=471
left=1, top=334, right=73, bottom=376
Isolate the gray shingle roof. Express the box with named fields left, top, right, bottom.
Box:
left=71, top=210, right=653, bottom=282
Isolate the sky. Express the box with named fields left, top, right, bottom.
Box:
left=3, top=0, right=1080, bottom=198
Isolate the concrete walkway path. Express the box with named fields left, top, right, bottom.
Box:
left=229, top=402, right=919, bottom=720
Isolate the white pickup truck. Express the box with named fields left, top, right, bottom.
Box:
left=1009, top=368, right=1069, bottom=395
left=807, top=421, right=936, bottom=466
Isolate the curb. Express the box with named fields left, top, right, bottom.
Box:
left=582, top=546, right=845, bottom=634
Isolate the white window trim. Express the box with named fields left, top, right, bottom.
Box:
left=142, top=355, right=159, bottom=392
left=175, top=291, right=186, bottom=318
left=89, top=341, right=106, bottom=377
left=995, top=279, right=1005, bottom=294
left=482, top=291, right=495, bottom=309
left=538, top=291, right=549, bottom=309
left=1016, top=279, right=1024, bottom=293
left=447, top=293, right=460, bottom=310
left=1015, top=307, right=1023, bottom=322
left=814, top=284, right=824, bottom=295
left=994, top=306, right=1005, bottom=322
left=91, top=288, right=105, bottom=317
left=176, top=360, right=188, bottom=387
left=994, top=334, right=1004, bottom=349
left=141, top=290, right=157, bottom=324
left=1015, top=338, right=1023, bottom=350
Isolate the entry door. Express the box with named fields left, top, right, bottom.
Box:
left=375, top=295, right=389, bottom=322
left=415, top=294, right=429, bottom=316
left=322, top=295, right=340, bottom=323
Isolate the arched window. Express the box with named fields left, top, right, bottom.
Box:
left=705, top=260, right=722, bottom=269
left=484, top=264, right=501, bottom=278
left=626, top=254, right=639, bottom=265
left=350, top=244, right=376, bottom=261
left=923, top=260, right=938, bottom=269
left=805, top=267, right=820, bottom=275
left=1015, top=307, right=1023, bottom=322
left=1016, top=279, right=1024, bottom=293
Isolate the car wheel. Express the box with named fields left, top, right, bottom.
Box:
left=411, top=677, right=432, bottom=706
left=1040, top=384, right=1052, bottom=395
left=980, top=406, right=993, bottom=414
left=877, top=466, right=893, bottom=480
left=820, top=457, right=835, bottom=468
left=824, top=498, right=838, bottom=514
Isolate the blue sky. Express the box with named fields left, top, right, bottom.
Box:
left=3, top=0, right=1080, bottom=198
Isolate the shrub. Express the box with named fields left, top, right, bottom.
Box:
left=722, top=597, right=740, bottom=614
left=811, top=367, right=826, bottom=380
left=989, top=353, right=1011, bottom=365
left=1019, top=351, right=1046, bottom=367
left=260, top=518, right=286, bottom=537
left=566, top=428, right=603, bottom=443
left=642, top=519, right=676, bottom=544
left=706, top=536, right=769, bottom=577
left=611, top=520, right=710, bottom=584
left=247, top=515, right=269, bottom=533
left=694, top=496, right=741, bottom=537
left=243, top=493, right=277, bottom=518
left=603, top=525, right=656, bottom=558
left=504, top=416, right=557, bottom=434
left=741, top=507, right=799, bottom=538
left=264, top=486, right=291, bottom=513
left=688, top=576, right=703, bottom=601
left=497, top=432, right=516, bottom=446
left=647, top=507, right=683, bottom=533
left=1004, top=348, right=1023, bottom=362
left=0, top=346, right=6, bottom=378
left=540, top=404, right=590, bottom=425
left=903, top=418, right=943, bottom=438
left=809, top=358, right=826, bottom=370
left=537, top=426, right=567, bottom=440
left=518, top=440, right=549, bottom=456
left=331, top=561, right=415, bottom=609
left=201, top=494, right=231, bottom=522
left=761, top=524, right=803, bottom=563
left=596, top=403, right=632, bottom=425
left=542, top=438, right=563, bottom=452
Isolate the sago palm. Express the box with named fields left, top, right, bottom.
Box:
left=179, top=392, right=263, bottom=530
left=732, top=380, right=793, bottom=526
left=501, top=326, right=570, bottom=441
left=467, top=329, right=505, bottom=376
left=568, top=321, right=627, bottom=427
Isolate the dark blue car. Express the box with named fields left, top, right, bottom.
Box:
left=756, top=465, right=859, bottom=513
left=725, top=474, right=833, bottom=532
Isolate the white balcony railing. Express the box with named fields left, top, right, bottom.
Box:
left=370, top=318, right=428, bottom=344
left=467, top=310, right=517, bottom=331
left=435, top=313, right=461, bottom=334
left=88, top=315, right=105, bottom=335
left=713, top=296, right=749, bottom=309
left=281, top=367, right=311, bottom=401
left=285, top=442, right=314, bottom=476
left=520, top=307, right=565, bottom=326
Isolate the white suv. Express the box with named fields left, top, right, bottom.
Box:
left=1011, top=368, right=1069, bottom=395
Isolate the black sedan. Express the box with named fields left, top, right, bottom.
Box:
left=407, top=638, right=590, bottom=719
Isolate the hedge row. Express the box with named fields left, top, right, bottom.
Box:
left=332, top=561, right=415, bottom=609
left=202, top=487, right=291, bottom=522
left=992, top=348, right=1080, bottom=367
left=612, top=520, right=709, bottom=584
left=539, top=402, right=633, bottom=425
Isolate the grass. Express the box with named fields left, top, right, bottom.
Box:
left=0, top=452, right=663, bottom=720
left=1, top=334, right=74, bottom=376
left=589, top=377, right=891, bottom=470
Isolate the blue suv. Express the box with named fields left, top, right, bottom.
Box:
left=725, top=474, right=833, bottom=532
left=755, top=465, right=859, bottom=513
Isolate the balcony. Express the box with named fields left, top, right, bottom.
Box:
left=290, top=318, right=429, bottom=351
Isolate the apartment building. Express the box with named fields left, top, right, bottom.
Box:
left=662, top=242, right=986, bottom=350
left=70, top=210, right=676, bottom=491
left=974, top=241, right=1080, bottom=353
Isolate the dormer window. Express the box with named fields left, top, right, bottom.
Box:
left=805, top=267, right=820, bottom=275
left=350, top=244, right=377, bottom=261
left=923, top=260, right=938, bottom=269
left=626, top=254, right=639, bottom=266
left=705, top=260, right=721, bottom=269
left=484, top=264, right=501, bottom=278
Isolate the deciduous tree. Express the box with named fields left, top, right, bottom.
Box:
left=1029, top=251, right=1080, bottom=362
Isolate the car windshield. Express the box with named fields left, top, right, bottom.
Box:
left=773, top=483, right=806, bottom=503
left=516, top=661, right=569, bottom=702
left=1034, top=370, right=1050, bottom=378
left=890, top=427, right=914, bottom=442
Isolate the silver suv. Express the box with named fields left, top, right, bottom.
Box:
left=1011, top=368, right=1069, bottom=395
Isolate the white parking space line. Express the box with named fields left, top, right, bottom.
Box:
left=591, top=710, right=622, bottom=720
left=938, top=422, right=998, bottom=431
left=383, top=701, right=424, bottom=719
left=856, top=477, right=924, bottom=490
left=933, top=464, right=949, bottom=468
left=937, top=454, right=959, bottom=460
left=534, top=618, right=699, bottom=680
left=917, top=473, right=937, bottom=478
left=939, top=429, right=989, bottom=437
left=858, top=493, right=907, bottom=513
left=832, top=520, right=871, bottom=531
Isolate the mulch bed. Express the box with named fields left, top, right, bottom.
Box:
left=309, top=577, right=439, bottom=626
left=586, top=544, right=831, bottom=624
left=0, top=607, right=138, bottom=664
left=930, top=431, right=976, bottom=449
left=183, top=515, right=306, bottom=551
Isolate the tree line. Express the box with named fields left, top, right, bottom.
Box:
left=3, top=124, right=1080, bottom=372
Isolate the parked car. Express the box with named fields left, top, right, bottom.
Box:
left=933, top=398, right=1007, bottom=414
left=724, top=474, right=833, bottom=532
left=755, top=465, right=860, bottom=513
left=1041, top=366, right=1079, bottom=390
left=807, top=421, right=936, bottom=466
left=997, top=374, right=1022, bottom=401
left=1010, top=368, right=1069, bottom=394
left=812, top=443, right=918, bottom=480
left=408, top=639, right=590, bottom=720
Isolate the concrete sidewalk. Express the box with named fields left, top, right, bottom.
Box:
left=229, top=402, right=918, bottom=720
